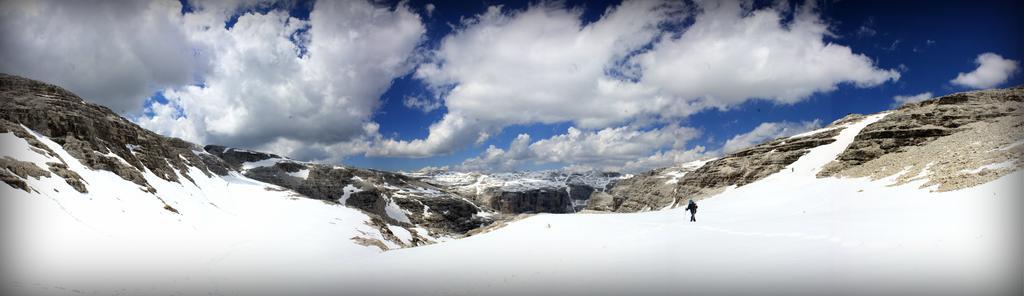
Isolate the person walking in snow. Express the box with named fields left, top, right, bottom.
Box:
left=685, top=199, right=698, bottom=222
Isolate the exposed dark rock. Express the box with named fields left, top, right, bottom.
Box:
left=1, top=170, right=30, bottom=193
left=46, top=162, right=87, bottom=193
left=163, top=204, right=180, bottom=214
left=61, top=137, right=149, bottom=190
left=1, top=156, right=51, bottom=192
left=1, top=73, right=493, bottom=240
left=204, top=145, right=281, bottom=171
left=566, top=184, right=594, bottom=211
left=680, top=128, right=840, bottom=189
left=482, top=188, right=573, bottom=214
left=414, top=170, right=623, bottom=214
left=0, top=119, right=63, bottom=160
left=396, top=197, right=489, bottom=234
left=196, top=152, right=231, bottom=176
left=590, top=167, right=680, bottom=212
left=205, top=150, right=493, bottom=235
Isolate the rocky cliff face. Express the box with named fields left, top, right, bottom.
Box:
left=819, top=87, right=1023, bottom=191
left=482, top=188, right=573, bottom=213
left=0, top=73, right=227, bottom=195
left=5, top=72, right=1019, bottom=243
left=601, top=87, right=1023, bottom=213
left=599, top=122, right=848, bottom=212
left=410, top=170, right=626, bottom=214
left=204, top=145, right=492, bottom=235
left=0, top=73, right=489, bottom=242
left=586, top=160, right=709, bottom=212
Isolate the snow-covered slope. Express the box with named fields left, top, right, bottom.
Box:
left=2, top=124, right=409, bottom=294
left=7, top=110, right=1018, bottom=295
left=3, top=74, right=1021, bottom=295
left=277, top=112, right=1022, bottom=296
left=203, top=145, right=492, bottom=236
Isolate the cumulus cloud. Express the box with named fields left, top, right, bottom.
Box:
left=0, top=0, right=197, bottom=113
left=951, top=53, right=1019, bottom=89
left=2, top=0, right=903, bottom=171
left=458, top=133, right=534, bottom=172
left=619, top=146, right=711, bottom=172
left=138, top=1, right=425, bottom=160
left=370, top=112, right=492, bottom=158
left=721, top=120, right=822, bottom=154
left=379, top=0, right=898, bottom=158
left=373, top=1, right=680, bottom=157
left=633, top=1, right=899, bottom=109
left=461, top=118, right=824, bottom=173
left=529, top=125, right=700, bottom=166
left=891, top=92, right=933, bottom=107
left=457, top=124, right=701, bottom=172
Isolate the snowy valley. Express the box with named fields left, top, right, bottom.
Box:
left=2, top=73, right=1022, bottom=295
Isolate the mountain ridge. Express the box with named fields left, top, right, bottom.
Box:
left=2, top=72, right=1021, bottom=240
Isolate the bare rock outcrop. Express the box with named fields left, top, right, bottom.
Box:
left=604, top=124, right=846, bottom=212
left=587, top=165, right=698, bottom=212
left=1, top=73, right=489, bottom=241
left=820, top=87, right=1022, bottom=176
left=820, top=87, right=1024, bottom=191
left=0, top=73, right=231, bottom=193
left=480, top=188, right=574, bottom=214
left=414, top=170, right=624, bottom=214
left=204, top=145, right=492, bottom=235
left=46, top=162, right=87, bottom=193
left=1, top=156, right=51, bottom=193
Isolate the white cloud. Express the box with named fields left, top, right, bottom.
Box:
left=951, top=53, right=1019, bottom=89
left=458, top=133, right=533, bottom=172
left=721, top=120, right=822, bottom=154
left=633, top=1, right=899, bottom=110
left=891, top=92, right=933, bottom=107
left=0, top=0, right=197, bottom=113
left=457, top=124, right=701, bottom=172
left=370, top=112, right=492, bottom=158
left=1, top=0, right=904, bottom=171
left=529, top=125, right=699, bottom=166
left=619, top=146, right=711, bottom=172
left=374, top=1, right=680, bottom=157
left=460, top=118, right=829, bottom=173
left=138, top=1, right=425, bottom=159
left=403, top=95, right=443, bottom=113
left=379, top=0, right=898, bottom=158
left=425, top=3, right=435, bottom=17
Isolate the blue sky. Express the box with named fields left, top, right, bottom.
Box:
left=1, top=0, right=1021, bottom=173
left=351, top=0, right=1024, bottom=171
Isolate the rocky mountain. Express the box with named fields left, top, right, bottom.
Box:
left=406, top=169, right=628, bottom=213
left=202, top=145, right=491, bottom=234
left=599, top=87, right=1022, bottom=212
left=586, top=159, right=712, bottom=212
left=0, top=72, right=633, bottom=243
left=0, top=74, right=224, bottom=195
left=2, top=72, right=1021, bottom=246
left=818, top=87, right=1023, bottom=191
left=0, top=73, right=489, bottom=249
left=3, top=73, right=1021, bottom=296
